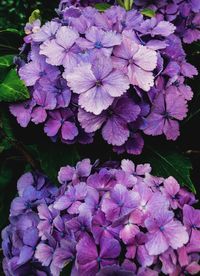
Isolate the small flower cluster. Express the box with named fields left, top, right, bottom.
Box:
left=9, top=2, right=198, bottom=155
left=2, top=159, right=200, bottom=275
left=1, top=172, right=57, bottom=275
left=134, top=0, right=200, bottom=44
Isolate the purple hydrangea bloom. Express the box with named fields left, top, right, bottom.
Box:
left=19, top=57, right=59, bottom=87
left=78, top=96, right=140, bottom=146
left=2, top=160, right=200, bottom=275
left=44, top=108, right=78, bottom=141
left=145, top=210, right=189, bottom=255
left=40, top=26, right=80, bottom=70
left=32, top=21, right=61, bottom=43
left=1, top=172, right=57, bottom=276
left=144, top=87, right=188, bottom=140
left=9, top=2, right=198, bottom=154
left=65, top=55, right=130, bottom=115
left=76, top=26, right=122, bottom=56
left=112, top=36, right=157, bottom=91
left=76, top=235, right=121, bottom=276
left=54, top=182, right=88, bottom=213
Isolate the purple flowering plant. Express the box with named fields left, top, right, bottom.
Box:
left=0, top=0, right=200, bottom=275
left=2, top=159, right=200, bottom=275
left=7, top=0, right=198, bottom=155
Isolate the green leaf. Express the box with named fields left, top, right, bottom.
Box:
left=94, top=3, right=111, bottom=12
left=0, top=55, right=15, bottom=83
left=0, top=69, right=30, bottom=102
left=0, top=55, right=14, bottom=69
left=29, top=9, right=41, bottom=23
left=141, top=8, right=155, bottom=17
left=0, top=29, right=23, bottom=55
left=0, top=107, right=14, bottom=139
left=124, top=0, right=134, bottom=10
left=139, top=146, right=195, bottom=193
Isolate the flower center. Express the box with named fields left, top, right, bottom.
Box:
left=96, top=80, right=102, bottom=87
left=174, top=80, right=180, bottom=87
left=24, top=103, right=30, bottom=109
left=162, top=111, right=170, bottom=118
left=39, top=71, right=46, bottom=77
left=160, top=226, right=165, bottom=232
left=60, top=119, right=65, bottom=124
left=94, top=41, right=103, bottom=49
left=121, top=20, right=127, bottom=28
left=192, top=224, right=197, bottom=229
left=81, top=225, right=86, bottom=231
left=118, top=201, right=124, bottom=207
left=189, top=23, right=196, bottom=30
left=97, top=257, right=102, bottom=263
left=128, top=58, right=134, bottom=65
left=25, top=201, right=32, bottom=209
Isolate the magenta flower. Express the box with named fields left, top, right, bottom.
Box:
left=144, top=87, right=188, bottom=140
left=17, top=227, right=39, bottom=265
left=163, top=176, right=180, bottom=209
left=76, top=26, right=122, bottom=56
left=113, top=132, right=144, bottom=155
left=37, top=204, right=58, bottom=240
left=38, top=77, right=71, bottom=109
left=44, top=108, right=78, bottom=141
left=40, top=26, right=80, bottom=70
left=91, top=210, right=121, bottom=244
left=79, top=187, right=100, bottom=215
left=119, top=209, right=142, bottom=244
left=35, top=243, right=54, bottom=267
left=9, top=99, right=36, bottom=127
left=167, top=76, right=194, bottom=100
left=183, top=13, right=200, bottom=44
left=183, top=204, right=200, bottom=234
left=137, top=17, right=175, bottom=37
left=76, top=235, right=121, bottom=276
left=112, top=36, right=157, bottom=91
left=65, top=56, right=129, bottom=115
left=19, top=57, right=59, bottom=86
left=32, top=21, right=61, bottom=43
left=78, top=96, right=140, bottom=146
left=58, top=158, right=92, bottom=184
left=67, top=211, right=92, bottom=240
left=87, top=168, right=116, bottom=190
left=54, top=182, right=87, bottom=213
left=135, top=184, right=169, bottom=220
left=121, top=159, right=151, bottom=176
left=51, top=239, right=76, bottom=275
left=145, top=210, right=189, bottom=255
left=32, top=85, right=57, bottom=122
left=102, top=184, right=139, bottom=221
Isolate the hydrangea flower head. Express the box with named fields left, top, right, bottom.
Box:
left=9, top=1, right=198, bottom=154
left=2, top=159, right=200, bottom=275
